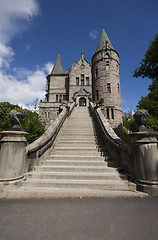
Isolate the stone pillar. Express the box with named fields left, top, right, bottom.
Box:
left=0, top=131, right=28, bottom=182
left=130, top=132, right=158, bottom=195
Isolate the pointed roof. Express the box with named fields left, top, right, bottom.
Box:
left=51, top=52, right=64, bottom=75
left=95, top=27, right=114, bottom=53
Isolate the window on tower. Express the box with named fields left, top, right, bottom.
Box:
left=56, top=95, right=58, bottom=102
left=81, top=74, right=84, bottom=85
left=111, top=108, right=114, bottom=120
left=107, top=108, right=110, bottom=119
left=95, top=68, right=98, bottom=78
left=118, top=83, right=120, bottom=92
left=106, top=61, right=110, bottom=70
left=107, top=83, right=111, bottom=93
left=96, top=90, right=99, bottom=101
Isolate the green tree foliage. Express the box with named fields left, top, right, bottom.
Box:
left=0, top=102, right=45, bottom=144
left=0, top=102, right=22, bottom=131
left=133, top=34, right=158, bottom=81
left=133, top=34, right=158, bottom=131
left=123, top=108, right=138, bottom=132
left=22, top=109, right=45, bottom=143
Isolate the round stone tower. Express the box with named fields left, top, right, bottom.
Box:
left=92, top=27, right=122, bottom=129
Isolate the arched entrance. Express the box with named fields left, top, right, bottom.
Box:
left=79, top=97, right=86, bottom=107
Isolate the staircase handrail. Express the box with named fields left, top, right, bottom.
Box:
left=89, top=101, right=132, bottom=175
left=26, top=102, right=75, bottom=156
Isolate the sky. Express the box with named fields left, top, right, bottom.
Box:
left=0, top=0, right=158, bottom=112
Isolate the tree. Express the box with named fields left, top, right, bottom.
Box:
left=122, top=107, right=138, bottom=132
left=133, top=34, right=158, bottom=81
left=133, top=34, right=158, bottom=131
left=0, top=102, right=22, bottom=131
left=0, top=102, right=45, bottom=144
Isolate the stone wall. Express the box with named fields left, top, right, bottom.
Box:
left=46, top=74, right=69, bottom=102
left=69, top=54, right=92, bottom=101
left=92, top=48, right=122, bottom=128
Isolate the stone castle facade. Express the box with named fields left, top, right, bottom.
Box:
left=39, top=27, right=122, bottom=129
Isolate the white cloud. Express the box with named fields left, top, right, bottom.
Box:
left=25, top=44, right=30, bottom=51
left=0, top=0, right=39, bottom=44
left=0, top=0, right=39, bottom=69
left=89, top=30, right=99, bottom=40
left=0, top=0, right=50, bottom=107
left=0, top=42, right=14, bottom=68
left=0, top=62, right=53, bottom=106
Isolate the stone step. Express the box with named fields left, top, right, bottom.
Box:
left=47, top=155, right=107, bottom=160
left=22, top=179, right=136, bottom=191
left=41, top=159, right=117, bottom=168
left=26, top=171, right=127, bottom=181
left=55, top=143, right=96, bottom=147
left=41, top=160, right=108, bottom=166
left=7, top=187, right=147, bottom=199
left=57, top=135, right=95, bottom=142
left=50, top=151, right=102, bottom=156
left=35, top=165, right=118, bottom=173
left=56, top=140, right=95, bottom=143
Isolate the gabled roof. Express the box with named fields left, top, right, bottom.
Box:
left=74, top=88, right=90, bottom=96
left=96, top=27, right=114, bottom=53
left=51, top=52, right=64, bottom=75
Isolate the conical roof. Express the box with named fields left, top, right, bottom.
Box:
left=51, top=52, right=64, bottom=75
left=96, top=27, right=114, bottom=53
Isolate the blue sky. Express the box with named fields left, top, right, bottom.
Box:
left=0, top=0, right=158, bottom=112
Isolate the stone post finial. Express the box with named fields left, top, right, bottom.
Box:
left=81, top=51, right=84, bottom=59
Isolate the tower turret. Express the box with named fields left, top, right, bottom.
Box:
left=92, top=27, right=122, bottom=129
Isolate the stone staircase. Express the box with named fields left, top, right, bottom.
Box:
left=7, top=107, right=146, bottom=198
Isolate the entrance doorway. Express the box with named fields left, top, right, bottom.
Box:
left=79, top=97, right=86, bottom=107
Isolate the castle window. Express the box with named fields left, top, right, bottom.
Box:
left=46, top=94, right=49, bottom=102
left=107, top=108, right=110, bottom=119
left=105, top=53, right=110, bottom=58
left=63, top=95, right=67, bottom=100
left=95, top=68, right=98, bottom=78
left=81, top=74, right=84, bottom=85
left=96, top=90, right=99, bottom=101
left=76, top=77, right=79, bottom=85
left=86, top=77, right=89, bottom=85
left=48, top=112, right=50, bottom=119
left=111, top=108, right=114, bottom=120
left=106, top=61, right=110, bottom=70
left=107, top=83, right=111, bottom=93
left=56, top=95, right=58, bottom=102
left=118, top=83, right=120, bottom=92
left=59, top=95, right=62, bottom=103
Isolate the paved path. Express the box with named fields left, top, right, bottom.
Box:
left=0, top=197, right=158, bottom=240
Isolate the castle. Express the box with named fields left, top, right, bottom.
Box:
left=39, top=27, right=122, bottom=129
